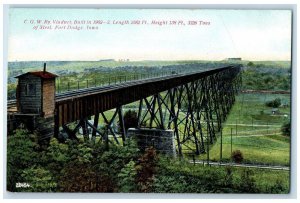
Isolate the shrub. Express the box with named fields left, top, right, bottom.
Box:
left=135, top=147, right=159, bottom=192
left=238, top=169, right=257, bottom=193
left=117, top=160, right=137, bottom=192
left=281, top=122, right=291, bottom=136
left=20, top=166, right=57, bottom=192
left=58, top=162, right=99, bottom=192
left=265, top=98, right=281, bottom=108
left=7, top=129, right=40, bottom=191
left=267, top=179, right=287, bottom=194
left=231, top=150, right=244, bottom=163
left=247, top=62, right=254, bottom=67
left=224, top=166, right=233, bottom=187
left=92, top=138, right=140, bottom=192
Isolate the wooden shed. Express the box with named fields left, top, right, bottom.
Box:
left=15, top=66, right=58, bottom=118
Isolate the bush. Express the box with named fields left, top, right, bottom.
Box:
left=281, top=122, right=291, bottom=136
left=7, top=129, right=40, bottom=191
left=231, top=150, right=244, bottom=163
left=224, top=166, right=233, bottom=187
left=117, top=160, right=137, bottom=192
left=135, top=147, right=159, bottom=192
left=247, top=62, right=254, bottom=67
left=265, top=98, right=281, bottom=108
left=238, top=169, right=257, bottom=193
left=267, top=179, right=287, bottom=194
left=20, top=166, right=57, bottom=192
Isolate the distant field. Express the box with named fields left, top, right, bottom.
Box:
left=7, top=60, right=290, bottom=75
left=7, top=60, right=291, bottom=99
left=229, top=60, right=291, bottom=69
left=8, top=60, right=215, bottom=73
left=197, top=93, right=291, bottom=166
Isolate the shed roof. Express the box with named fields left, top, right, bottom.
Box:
left=15, top=71, right=58, bottom=79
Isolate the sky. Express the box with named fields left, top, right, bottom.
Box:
left=8, top=8, right=292, bottom=61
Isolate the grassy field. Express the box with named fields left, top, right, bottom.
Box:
left=159, top=157, right=290, bottom=193
left=8, top=60, right=290, bottom=72
left=198, top=93, right=291, bottom=166
left=8, top=60, right=217, bottom=74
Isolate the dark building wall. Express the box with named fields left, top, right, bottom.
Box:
left=18, top=75, right=42, bottom=114
left=42, top=79, right=55, bottom=118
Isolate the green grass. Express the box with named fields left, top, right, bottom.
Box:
left=226, top=93, right=290, bottom=124
left=196, top=93, right=291, bottom=166
left=220, top=60, right=291, bottom=68
left=207, top=135, right=290, bottom=166
left=158, top=157, right=290, bottom=193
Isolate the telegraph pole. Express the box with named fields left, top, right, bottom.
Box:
left=231, top=128, right=233, bottom=162
left=207, top=127, right=210, bottom=166
left=220, top=128, right=223, bottom=162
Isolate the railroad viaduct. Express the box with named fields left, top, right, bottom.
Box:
left=8, top=63, right=242, bottom=156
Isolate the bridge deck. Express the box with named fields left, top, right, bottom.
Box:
left=7, top=65, right=241, bottom=127
left=56, top=66, right=234, bottom=102
left=55, top=65, right=240, bottom=126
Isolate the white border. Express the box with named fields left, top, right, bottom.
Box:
left=1, top=1, right=298, bottom=201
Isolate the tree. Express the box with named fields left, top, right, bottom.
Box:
left=117, top=160, right=137, bottom=192
left=122, top=110, right=139, bottom=131
left=41, top=138, right=69, bottom=178
left=57, top=142, right=97, bottom=192
left=247, top=61, right=255, bottom=67
left=58, top=162, right=98, bottom=192
left=55, top=137, right=140, bottom=192
left=20, top=166, right=57, bottom=192
left=7, top=129, right=40, bottom=191
left=135, top=147, right=159, bottom=192
left=265, top=98, right=281, bottom=108
left=92, top=139, right=140, bottom=192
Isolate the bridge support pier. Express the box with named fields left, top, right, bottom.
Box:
left=136, top=68, right=241, bottom=156
left=128, top=128, right=176, bottom=157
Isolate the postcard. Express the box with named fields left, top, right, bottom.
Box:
left=5, top=7, right=292, bottom=194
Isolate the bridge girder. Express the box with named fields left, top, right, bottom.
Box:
left=137, top=68, right=242, bottom=155
left=57, top=66, right=242, bottom=156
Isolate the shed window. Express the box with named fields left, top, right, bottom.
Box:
left=25, top=83, right=36, bottom=96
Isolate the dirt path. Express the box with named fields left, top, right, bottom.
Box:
left=224, top=123, right=281, bottom=127
left=241, top=90, right=290, bottom=94
left=189, top=160, right=290, bottom=171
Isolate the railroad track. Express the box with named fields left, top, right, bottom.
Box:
left=7, top=66, right=234, bottom=106
left=55, top=72, right=176, bottom=101
left=55, top=66, right=228, bottom=101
